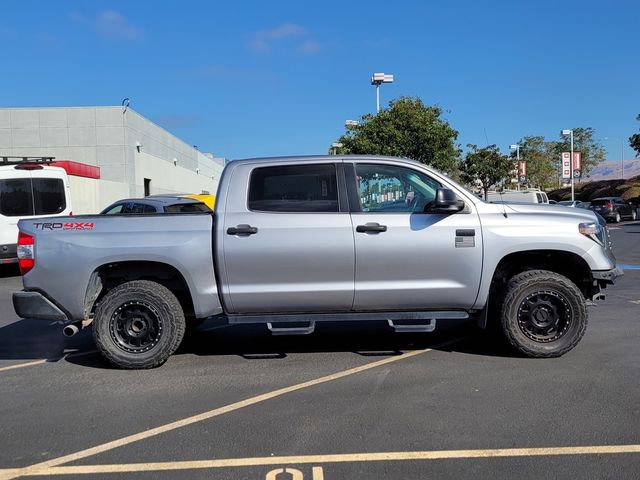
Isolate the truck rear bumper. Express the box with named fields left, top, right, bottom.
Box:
left=13, top=291, right=69, bottom=321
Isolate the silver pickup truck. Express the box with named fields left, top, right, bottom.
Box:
left=13, top=155, right=622, bottom=369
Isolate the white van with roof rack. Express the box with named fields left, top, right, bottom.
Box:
left=0, top=157, right=72, bottom=264
left=484, top=189, right=549, bottom=204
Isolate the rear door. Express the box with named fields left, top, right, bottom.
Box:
left=219, top=161, right=355, bottom=314
left=347, top=161, right=483, bottom=310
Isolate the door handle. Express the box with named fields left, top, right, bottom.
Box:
left=356, top=222, right=387, bottom=233
left=227, top=224, right=258, bottom=235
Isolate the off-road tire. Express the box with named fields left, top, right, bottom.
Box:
left=499, top=270, right=587, bottom=358
left=93, top=280, right=185, bottom=369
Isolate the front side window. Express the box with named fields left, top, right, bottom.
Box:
left=355, top=164, right=441, bottom=213
left=103, top=203, right=125, bottom=214
left=248, top=164, right=338, bottom=212
left=0, top=179, right=33, bottom=216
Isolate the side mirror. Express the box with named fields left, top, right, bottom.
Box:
left=430, top=188, right=464, bottom=213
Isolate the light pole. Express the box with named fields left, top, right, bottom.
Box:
left=345, top=120, right=359, bottom=127
left=604, top=136, right=625, bottom=180
left=330, top=142, right=343, bottom=155
left=510, top=144, right=521, bottom=191
left=561, top=129, right=575, bottom=201
left=370, top=73, right=394, bottom=113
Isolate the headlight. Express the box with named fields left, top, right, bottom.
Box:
left=579, top=222, right=604, bottom=246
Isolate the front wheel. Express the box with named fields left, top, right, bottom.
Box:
left=93, top=280, right=185, bottom=369
left=631, top=210, right=637, bottom=221
left=499, top=270, right=587, bottom=358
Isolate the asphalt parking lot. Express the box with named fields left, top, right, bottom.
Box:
left=0, top=224, right=639, bottom=480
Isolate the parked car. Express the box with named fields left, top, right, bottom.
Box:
left=484, top=190, right=549, bottom=204
left=181, top=193, right=216, bottom=210
left=13, top=155, right=621, bottom=369
left=100, top=195, right=212, bottom=215
left=588, top=197, right=636, bottom=223
left=558, top=200, right=584, bottom=208
left=0, top=158, right=72, bottom=264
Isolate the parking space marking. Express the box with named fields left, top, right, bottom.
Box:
left=0, top=360, right=46, bottom=373
left=2, top=338, right=465, bottom=480
left=2, top=444, right=639, bottom=477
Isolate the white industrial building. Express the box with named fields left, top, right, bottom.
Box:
left=0, top=106, right=224, bottom=213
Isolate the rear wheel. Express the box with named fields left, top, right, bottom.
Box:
left=631, top=210, right=637, bottom=221
left=499, top=270, right=587, bottom=358
left=93, top=280, right=185, bottom=369
left=614, top=212, right=621, bottom=223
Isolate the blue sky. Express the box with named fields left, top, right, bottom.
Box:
left=0, top=0, right=638, bottom=161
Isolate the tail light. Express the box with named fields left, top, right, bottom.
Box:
left=606, top=201, right=615, bottom=209
left=17, top=232, right=35, bottom=275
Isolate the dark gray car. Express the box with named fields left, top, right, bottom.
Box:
left=101, top=196, right=212, bottom=215
left=588, top=197, right=636, bottom=223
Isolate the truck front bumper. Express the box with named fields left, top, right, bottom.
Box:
left=592, top=267, right=624, bottom=285
left=13, top=291, right=69, bottom=321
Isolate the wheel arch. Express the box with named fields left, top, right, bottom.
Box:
left=84, top=261, right=196, bottom=320
left=480, top=250, right=594, bottom=329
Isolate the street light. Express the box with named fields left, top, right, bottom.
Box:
left=510, top=144, right=521, bottom=190
left=330, top=142, right=343, bottom=155
left=561, top=129, right=575, bottom=201
left=371, top=72, right=394, bottom=113
left=345, top=120, right=359, bottom=127
left=604, top=136, right=625, bottom=180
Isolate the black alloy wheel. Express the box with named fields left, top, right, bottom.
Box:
left=110, top=301, right=163, bottom=353
left=516, top=290, right=571, bottom=343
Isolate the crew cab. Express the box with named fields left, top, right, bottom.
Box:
left=13, top=156, right=622, bottom=368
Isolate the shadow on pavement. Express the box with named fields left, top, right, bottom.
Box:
left=0, top=318, right=94, bottom=362
left=2, top=317, right=521, bottom=370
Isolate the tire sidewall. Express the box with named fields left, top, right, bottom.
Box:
left=93, top=281, right=185, bottom=369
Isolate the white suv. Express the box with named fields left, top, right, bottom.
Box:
left=0, top=160, right=72, bottom=264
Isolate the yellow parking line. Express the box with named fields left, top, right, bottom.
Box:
left=2, top=444, right=639, bottom=477
left=3, top=339, right=463, bottom=480
left=0, top=360, right=46, bottom=373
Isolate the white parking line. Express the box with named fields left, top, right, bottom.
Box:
left=2, top=444, right=639, bottom=477
left=0, top=360, right=46, bottom=373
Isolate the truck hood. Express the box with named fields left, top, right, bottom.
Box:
left=481, top=202, right=601, bottom=224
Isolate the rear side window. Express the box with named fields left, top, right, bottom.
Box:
left=127, top=203, right=157, bottom=214
left=0, top=178, right=65, bottom=216
left=165, top=203, right=211, bottom=213
left=248, top=164, right=339, bottom=212
left=0, top=179, right=33, bottom=216
left=32, top=178, right=65, bottom=215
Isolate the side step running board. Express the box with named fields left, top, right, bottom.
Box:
left=387, top=319, right=436, bottom=333
left=267, top=322, right=316, bottom=336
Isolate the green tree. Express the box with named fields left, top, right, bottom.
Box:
left=459, top=144, right=514, bottom=200
left=630, top=114, right=640, bottom=157
left=551, top=127, right=605, bottom=176
left=514, top=136, right=558, bottom=190
left=334, top=97, right=460, bottom=174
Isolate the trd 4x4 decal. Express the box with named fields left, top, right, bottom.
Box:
left=33, top=222, right=95, bottom=230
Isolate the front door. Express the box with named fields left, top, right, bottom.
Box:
left=348, top=162, right=483, bottom=311
left=221, top=162, right=355, bottom=314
